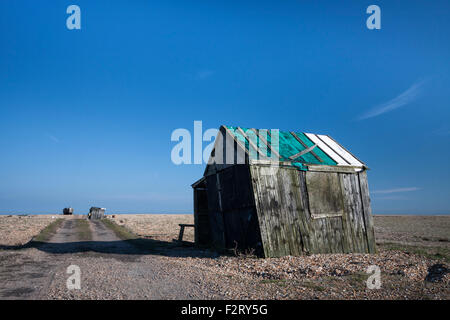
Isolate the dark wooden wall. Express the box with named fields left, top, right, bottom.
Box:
left=250, top=165, right=375, bottom=257
left=89, top=207, right=105, bottom=220
left=204, top=165, right=263, bottom=255
left=193, top=187, right=211, bottom=245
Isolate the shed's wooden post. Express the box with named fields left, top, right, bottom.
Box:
left=358, top=170, right=376, bottom=253
left=193, top=189, right=199, bottom=244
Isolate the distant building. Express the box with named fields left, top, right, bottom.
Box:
left=63, top=207, right=73, bottom=215
left=89, top=207, right=106, bottom=219
left=192, top=126, right=376, bottom=258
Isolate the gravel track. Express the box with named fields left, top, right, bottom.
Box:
left=0, top=217, right=227, bottom=299
left=0, top=215, right=448, bottom=300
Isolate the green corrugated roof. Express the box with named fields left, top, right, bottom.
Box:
left=225, top=126, right=338, bottom=170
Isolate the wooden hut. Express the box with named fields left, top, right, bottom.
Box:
left=89, top=207, right=105, bottom=219
left=192, top=126, right=376, bottom=257
left=63, top=207, right=73, bottom=215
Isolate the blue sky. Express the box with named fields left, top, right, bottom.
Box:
left=0, top=1, right=449, bottom=215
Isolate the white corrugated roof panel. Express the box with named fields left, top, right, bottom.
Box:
left=305, top=133, right=364, bottom=167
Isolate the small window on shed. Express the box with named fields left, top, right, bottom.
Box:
left=305, top=171, right=344, bottom=219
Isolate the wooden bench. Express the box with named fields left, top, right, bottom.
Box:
left=175, top=224, right=195, bottom=242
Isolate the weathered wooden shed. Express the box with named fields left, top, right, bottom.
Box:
left=63, top=207, right=73, bottom=215
left=89, top=207, right=105, bottom=220
left=192, top=125, right=375, bottom=257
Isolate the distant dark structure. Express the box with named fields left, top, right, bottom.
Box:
left=192, top=126, right=376, bottom=258
left=63, top=207, right=74, bottom=215
left=89, top=207, right=105, bottom=219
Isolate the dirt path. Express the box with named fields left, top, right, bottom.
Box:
left=0, top=218, right=226, bottom=299
left=1, top=216, right=448, bottom=300
left=0, top=218, right=80, bottom=299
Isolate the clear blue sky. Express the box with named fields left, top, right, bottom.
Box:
left=0, top=1, right=449, bottom=214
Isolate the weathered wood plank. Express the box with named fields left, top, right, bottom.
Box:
left=277, top=169, right=302, bottom=256
left=305, top=171, right=344, bottom=219
left=329, top=216, right=345, bottom=253
left=358, top=171, right=376, bottom=253
left=340, top=173, right=366, bottom=252
left=193, top=189, right=199, bottom=244
left=250, top=166, right=272, bottom=257
left=343, top=172, right=369, bottom=253
left=297, top=170, right=316, bottom=253
left=205, top=174, right=226, bottom=250
left=250, top=165, right=307, bottom=257
left=338, top=173, right=355, bottom=253
left=306, top=165, right=361, bottom=173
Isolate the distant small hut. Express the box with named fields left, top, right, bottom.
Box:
left=192, top=126, right=376, bottom=258
left=89, top=207, right=106, bottom=219
left=63, top=207, right=74, bottom=215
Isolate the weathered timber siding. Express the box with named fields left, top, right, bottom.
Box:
left=305, top=171, right=344, bottom=219
left=205, top=173, right=226, bottom=250
left=340, top=172, right=368, bottom=252
left=358, top=171, right=376, bottom=253
left=250, top=165, right=376, bottom=257
left=205, top=165, right=263, bottom=254
left=193, top=188, right=211, bottom=245
left=250, top=166, right=306, bottom=257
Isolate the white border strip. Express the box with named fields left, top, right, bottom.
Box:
left=318, top=135, right=364, bottom=166
left=305, top=133, right=348, bottom=165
